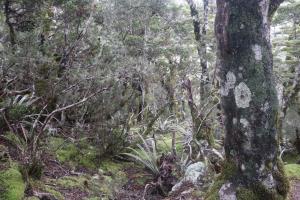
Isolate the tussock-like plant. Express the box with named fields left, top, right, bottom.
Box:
left=122, top=133, right=160, bottom=176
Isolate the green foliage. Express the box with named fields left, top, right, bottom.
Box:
left=236, top=187, right=259, bottom=200
left=122, top=133, right=160, bottom=176
left=0, top=165, right=25, bottom=200
left=49, top=137, right=98, bottom=169
left=282, top=152, right=300, bottom=164
left=284, top=164, right=300, bottom=179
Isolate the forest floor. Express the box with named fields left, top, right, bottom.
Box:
left=1, top=134, right=300, bottom=200
left=290, top=180, right=300, bottom=200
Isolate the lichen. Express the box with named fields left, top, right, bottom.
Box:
left=234, top=82, right=252, bottom=108
left=219, top=182, right=236, bottom=200
left=240, top=118, right=249, bottom=128
left=251, top=44, right=262, bottom=61
left=221, top=71, right=236, bottom=96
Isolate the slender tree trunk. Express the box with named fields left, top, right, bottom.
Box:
left=278, top=64, right=300, bottom=141
left=4, top=0, right=16, bottom=46
left=186, top=0, right=208, bottom=104
left=212, top=0, right=288, bottom=199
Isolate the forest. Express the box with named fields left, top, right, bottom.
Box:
left=0, top=0, right=300, bottom=199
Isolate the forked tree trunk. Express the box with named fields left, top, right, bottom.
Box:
left=213, top=0, right=288, bottom=199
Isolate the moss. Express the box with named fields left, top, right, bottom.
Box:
left=220, top=160, right=238, bottom=180
left=78, top=147, right=97, bottom=169
left=56, top=175, right=89, bottom=189
left=99, top=159, right=124, bottom=174
left=284, top=164, right=300, bottom=180
left=205, top=160, right=288, bottom=200
left=205, top=178, right=226, bottom=200
left=236, top=187, right=259, bottom=200
left=48, top=137, right=98, bottom=169
left=0, top=166, right=25, bottom=200
left=43, top=185, right=64, bottom=200
left=56, top=143, right=79, bottom=163
left=250, top=183, right=285, bottom=200
left=24, top=197, right=40, bottom=200
left=156, top=134, right=183, bottom=153
left=205, top=161, right=237, bottom=200
left=274, top=160, right=290, bottom=197
left=8, top=104, right=30, bottom=121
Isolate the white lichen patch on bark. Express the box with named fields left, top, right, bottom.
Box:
left=219, top=182, right=237, bottom=200
left=241, top=164, right=246, bottom=171
left=233, top=118, right=237, bottom=125
left=261, top=102, right=269, bottom=112
left=276, top=83, right=284, bottom=107
left=221, top=71, right=236, bottom=96
left=262, top=174, right=276, bottom=190
left=240, top=118, right=249, bottom=128
left=251, top=44, right=262, bottom=61
left=259, top=0, right=270, bottom=40
left=259, top=163, right=265, bottom=172
left=234, top=82, right=252, bottom=108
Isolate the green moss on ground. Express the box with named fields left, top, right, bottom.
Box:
left=156, top=134, right=183, bottom=153
left=0, top=165, right=25, bottom=200
left=30, top=180, right=64, bottom=200
left=99, top=159, right=124, bottom=173
left=284, top=164, right=300, bottom=180
left=24, top=197, right=40, bottom=200
left=48, top=137, right=98, bottom=169
left=56, top=175, right=89, bottom=189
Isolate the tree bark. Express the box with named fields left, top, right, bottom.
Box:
left=214, top=0, right=289, bottom=198
left=278, top=64, right=300, bottom=141
left=4, top=0, right=16, bottom=46
left=186, top=0, right=208, bottom=104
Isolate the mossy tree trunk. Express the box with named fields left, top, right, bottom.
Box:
left=187, top=0, right=209, bottom=104
left=214, top=0, right=288, bottom=199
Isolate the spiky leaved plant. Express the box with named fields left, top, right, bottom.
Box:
left=122, top=133, right=160, bottom=176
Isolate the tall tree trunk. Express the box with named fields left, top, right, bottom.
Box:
left=278, top=64, right=300, bottom=141
left=186, top=0, right=208, bottom=104
left=213, top=0, right=289, bottom=199
left=4, top=0, right=16, bottom=46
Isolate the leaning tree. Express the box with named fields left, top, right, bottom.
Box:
left=212, top=0, right=289, bottom=199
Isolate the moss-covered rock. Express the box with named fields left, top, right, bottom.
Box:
left=0, top=165, right=25, bottom=200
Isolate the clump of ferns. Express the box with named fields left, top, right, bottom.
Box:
left=121, top=133, right=160, bottom=176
